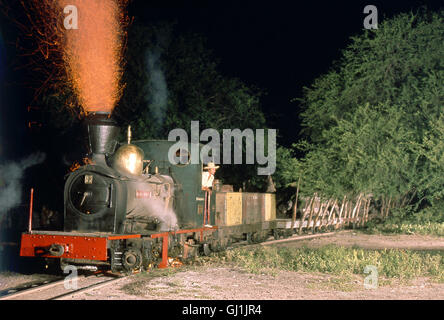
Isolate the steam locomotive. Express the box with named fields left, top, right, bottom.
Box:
left=20, top=113, right=280, bottom=273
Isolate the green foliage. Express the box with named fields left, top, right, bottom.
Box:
left=414, top=116, right=444, bottom=210
left=277, top=9, right=444, bottom=220
left=273, top=146, right=298, bottom=189
left=366, top=221, right=444, bottom=237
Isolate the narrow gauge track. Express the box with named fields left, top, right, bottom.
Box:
left=0, top=271, right=125, bottom=300
left=0, top=277, right=64, bottom=299
left=259, top=230, right=353, bottom=246
left=228, top=229, right=353, bottom=251
left=1, top=230, right=352, bottom=300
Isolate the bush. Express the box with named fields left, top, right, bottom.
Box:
left=367, top=221, right=444, bottom=237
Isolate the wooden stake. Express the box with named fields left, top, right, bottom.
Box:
left=299, top=196, right=313, bottom=234
left=290, top=177, right=301, bottom=231
left=388, top=197, right=393, bottom=218
left=363, top=198, right=371, bottom=227
left=347, top=201, right=352, bottom=226
left=327, top=198, right=338, bottom=228
left=351, top=194, right=362, bottom=224
left=312, top=201, right=323, bottom=232
left=385, top=196, right=392, bottom=218
left=319, top=198, right=333, bottom=230
left=357, top=198, right=363, bottom=226
left=380, top=196, right=385, bottom=218
left=337, top=195, right=346, bottom=230
left=307, top=193, right=317, bottom=233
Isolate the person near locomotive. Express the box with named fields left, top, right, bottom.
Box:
left=201, top=162, right=219, bottom=227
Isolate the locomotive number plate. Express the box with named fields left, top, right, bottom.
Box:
left=136, top=190, right=152, bottom=199
left=84, top=175, right=93, bottom=184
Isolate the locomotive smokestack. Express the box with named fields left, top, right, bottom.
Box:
left=83, top=112, right=120, bottom=165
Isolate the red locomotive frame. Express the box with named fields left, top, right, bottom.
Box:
left=20, top=228, right=217, bottom=269
left=20, top=188, right=218, bottom=269
left=20, top=232, right=141, bottom=261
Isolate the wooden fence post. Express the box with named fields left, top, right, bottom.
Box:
left=380, top=196, right=385, bottom=219
left=327, top=198, right=338, bottom=229
left=318, top=198, right=333, bottom=231
left=386, top=196, right=392, bottom=218
left=299, top=196, right=313, bottom=234
left=290, top=177, right=301, bottom=231
left=337, top=195, right=346, bottom=230
left=307, top=193, right=317, bottom=233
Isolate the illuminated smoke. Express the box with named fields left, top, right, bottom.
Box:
left=146, top=47, right=168, bottom=133
left=59, top=0, right=128, bottom=113
left=141, top=198, right=178, bottom=232
left=127, top=197, right=178, bottom=232
left=16, top=0, right=128, bottom=114
left=128, top=181, right=178, bottom=232
left=0, top=152, right=46, bottom=215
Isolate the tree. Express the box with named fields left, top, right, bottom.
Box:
left=277, top=9, right=443, bottom=221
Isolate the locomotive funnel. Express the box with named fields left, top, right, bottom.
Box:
left=83, top=112, right=120, bottom=161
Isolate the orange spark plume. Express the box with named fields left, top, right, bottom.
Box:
left=10, top=0, right=129, bottom=115
left=58, top=0, right=128, bottom=114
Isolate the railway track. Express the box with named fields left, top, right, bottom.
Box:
left=228, top=229, right=353, bottom=251
left=0, top=277, right=64, bottom=299
left=0, top=229, right=352, bottom=300
left=259, top=229, right=354, bottom=246
left=0, top=271, right=125, bottom=300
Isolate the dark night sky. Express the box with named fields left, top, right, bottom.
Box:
left=127, top=0, right=442, bottom=144
left=0, top=0, right=442, bottom=158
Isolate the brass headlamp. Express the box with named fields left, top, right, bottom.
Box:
left=112, top=126, right=144, bottom=176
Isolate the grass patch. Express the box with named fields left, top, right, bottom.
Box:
left=121, top=267, right=184, bottom=296
left=365, top=221, right=444, bottom=237
left=305, top=275, right=358, bottom=292
left=201, top=245, right=444, bottom=283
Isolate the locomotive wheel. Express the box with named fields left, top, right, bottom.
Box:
left=247, top=233, right=254, bottom=244
left=259, top=231, right=269, bottom=243
left=122, top=249, right=142, bottom=272
left=273, top=229, right=280, bottom=240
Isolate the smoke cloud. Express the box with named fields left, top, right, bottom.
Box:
left=0, top=152, right=46, bottom=215
left=127, top=180, right=178, bottom=232
left=141, top=198, right=178, bottom=232
left=146, top=47, right=168, bottom=133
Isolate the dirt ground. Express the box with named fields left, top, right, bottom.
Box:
left=270, top=231, right=444, bottom=251
left=1, top=231, right=443, bottom=300
left=68, top=266, right=443, bottom=300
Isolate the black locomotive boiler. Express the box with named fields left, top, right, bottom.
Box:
left=64, top=113, right=176, bottom=235
left=20, top=113, right=280, bottom=273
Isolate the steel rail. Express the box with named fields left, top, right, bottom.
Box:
left=0, top=272, right=124, bottom=300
